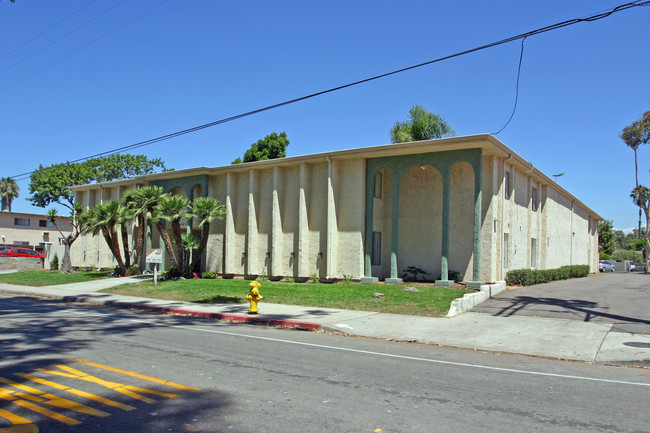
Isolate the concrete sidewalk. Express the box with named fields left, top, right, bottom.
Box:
left=1, top=276, right=649, bottom=366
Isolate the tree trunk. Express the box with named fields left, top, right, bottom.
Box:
left=155, top=221, right=179, bottom=268
left=61, top=239, right=73, bottom=274
left=171, top=219, right=184, bottom=274
left=121, top=224, right=131, bottom=268
left=136, top=215, right=146, bottom=271
left=192, top=222, right=210, bottom=272
left=102, top=227, right=126, bottom=275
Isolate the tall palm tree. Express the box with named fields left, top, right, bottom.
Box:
left=621, top=111, right=650, bottom=237
left=127, top=186, right=168, bottom=270
left=116, top=201, right=134, bottom=268
left=188, top=197, right=226, bottom=272
left=631, top=185, right=650, bottom=273
left=86, top=201, right=127, bottom=275
left=0, top=177, right=19, bottom=212
left=157, top=195, right=190, bottom=273
left=181, top=233, right=200, bottom=273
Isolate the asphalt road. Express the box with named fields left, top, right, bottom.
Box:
left=1, top=295, right=649, bottom=433
left=472, top=272, right=650, bottom=333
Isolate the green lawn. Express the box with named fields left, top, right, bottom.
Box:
left=0, top=270, right=108, bottom=286
left=102, top=278, right=474, bottom=316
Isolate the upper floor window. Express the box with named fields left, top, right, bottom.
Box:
left=14, top=218, right=30, bottom=226
left=504, top=170, right=511, bottom=200
left=374, top=171, right=383, bottom=198
left=531, top=187, right=538, bottom=211
left=39, top=219, right=55, bottom=228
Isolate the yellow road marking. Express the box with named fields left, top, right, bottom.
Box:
left=0, top=425, right=39, bottom=433
left=0, top=388, right=80, bottom=426
left=36, top=365, right=178, bottom=404
left=0, top=408, right=32, bottom=425
left=71, top=358, right=201, bottom=391
left=16, top=374, right=135, bottom=412
left=0, top=377, right=109, bottom=418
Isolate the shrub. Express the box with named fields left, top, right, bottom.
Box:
left=506, top=265, right=590, bottom=286
left=127, top=264, right=141, bottom=276
left=611, top=250, right=643, bottom=263
left=49, top=253, right=59, bottom=271
left=402, top=266, right=428, bottom=282
left=202, top=271, right=217, bottom=279
left=342, top=274, right=353, bottom=284
left=310, top=273, right=320, bottom=283
left=162, top=266, right=182, bottom=279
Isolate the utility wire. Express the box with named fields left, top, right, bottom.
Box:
left=11, top=0, right=650, bottom=180
left=0, top=0, right=99, bottom=62
left=492, top=36, right=527, bottom=135
left=0, top=0, right=128, bottom=75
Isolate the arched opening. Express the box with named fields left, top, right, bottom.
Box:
left=397, top=165, right=443, bottom=280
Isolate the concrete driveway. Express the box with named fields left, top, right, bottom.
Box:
left=472, top=272, right=650, bottom=334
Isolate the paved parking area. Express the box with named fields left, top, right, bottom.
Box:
left=472, top=272, right=650, bottom=334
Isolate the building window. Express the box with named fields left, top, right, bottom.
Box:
left=374, top=171, right=383, bottom=198
left=503, top=233, right=509, bottom=268
left=531, top=238, right=537, bottom=268
left=39, top=219, right=55, bottom=228
left=371, top=231, right=382, bottom=266
left=14, top=218, right=30, bottom=226
left=531, top=187, right=538, bottom=211
left=504, top=171, right=511, bottom=200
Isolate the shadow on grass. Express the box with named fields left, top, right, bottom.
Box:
left=196, top=295, right=246, bottom=304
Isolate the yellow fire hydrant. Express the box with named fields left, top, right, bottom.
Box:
left=246, top=280, right=263, bottom=314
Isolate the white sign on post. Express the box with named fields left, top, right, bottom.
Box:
left=146, top=249, right=163, bottom=263
left=146, top=249, right=163, bottom=285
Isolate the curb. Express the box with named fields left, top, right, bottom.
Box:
left=0, top=289, right=324, bottom=331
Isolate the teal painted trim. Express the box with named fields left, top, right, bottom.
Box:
left=151, top=174, right=209, bottom=199
left=390, top=175, right=400, bottom=279
left=473, top=153, right=483, bottom=281
left=366, top=148, right=483, bottom=282
left=364, top=168, right=374, bottom=277
left=441, top=169, right=450, bottom=280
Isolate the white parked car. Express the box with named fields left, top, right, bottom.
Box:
left=599, top=260, right=615, bottom=272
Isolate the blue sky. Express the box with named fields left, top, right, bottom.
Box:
left=1, top=1, right=648, bottom=231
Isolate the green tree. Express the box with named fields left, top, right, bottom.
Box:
left=0, top=176, right=19, bottom=212
left=620, top=110, right=650, bottom=237
left=598, top=220, right=616, bottom=257
left=28, top=155, right=167, bottom=273
left=181, top=233, right=200, bottom=273
left=28, top=154, right=167, bottom=210
left=390, top=105, right=455, bottom=143
left=630, top=185, right=650, bottom=272
left=85, top=200, right=127, bottom=275
left=154, top=195, right=190, bottom=273
left=126, top=186, right=172, bottom=270
left=188, top=197, right=226, bottom=272
left=232, top=132, right=289, bottom=164
left=47, top=205, right=88, bottom=273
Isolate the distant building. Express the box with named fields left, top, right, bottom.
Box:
left=0, top=211, right=72, bottom=267
left=71, top=135, right=602, bottom=284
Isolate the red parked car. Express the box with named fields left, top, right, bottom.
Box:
left=0, top=246, right=45, bottom=259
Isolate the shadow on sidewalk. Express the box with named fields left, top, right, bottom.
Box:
left=494, top=296, right=650, bottom=326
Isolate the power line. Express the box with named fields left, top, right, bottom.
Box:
left=11, top=0, right=650, bottom=180
left=492, top=36, right=527, bottom=135
left=0, top=0, right=128, bottom=76
left=0, top=0, right=99, bottom=62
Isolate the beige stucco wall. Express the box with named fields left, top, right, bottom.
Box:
left=70, top=135, right=601, bottom=280
left=0, top=211, right=72, bottom=268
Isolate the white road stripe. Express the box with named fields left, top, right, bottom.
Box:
left=1, top=298, right=649, bottom=388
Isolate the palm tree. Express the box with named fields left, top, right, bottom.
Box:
left=620, top=111, right=650, bottom=237
left=117, top=202, right=133, bottom=268
left=86, top=201, right=127, bottom=275
left=156, top=195, right=190, bottom=274
left=181, top=233, right=200, bottom=273
left=188, top=197, right=226, bottom=272
left=390, top=105, right=455, bottom=144
left=126, top=186, right=168, bottom=270
left=0, top=177, right=19, bottom=212
left=631, top=185, right=650, bottom=273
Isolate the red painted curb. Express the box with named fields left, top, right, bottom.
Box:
left=123, top=303, right=323, bottom=330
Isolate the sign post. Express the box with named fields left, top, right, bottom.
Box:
left=146, top=248, right=163, bottom=285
